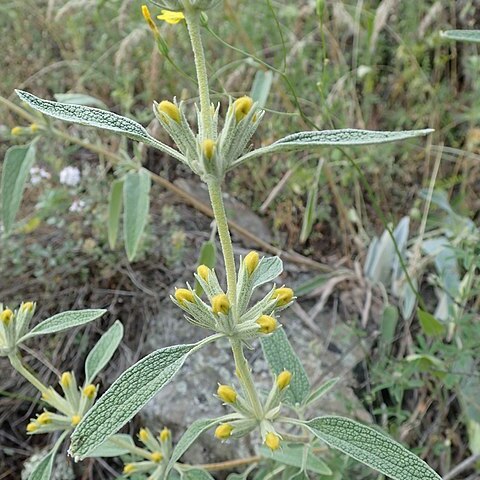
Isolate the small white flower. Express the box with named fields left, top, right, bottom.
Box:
left=69, top=199, right=85, bottom=213
left=59, top=166, right=81, bottom=186
left=30, top=167, right=50, bottom=185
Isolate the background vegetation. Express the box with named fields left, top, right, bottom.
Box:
left=1, top=0, right=479, bottom=478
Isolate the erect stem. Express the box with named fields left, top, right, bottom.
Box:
left=184, top=9, right=213, bottom=139
left=8, top=352, right=49, bottom=395
left=207, top=179, right=237, bottom=303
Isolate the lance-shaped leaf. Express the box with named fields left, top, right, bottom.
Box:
left=1, top=142, right=36, bottom=233
left=86, top=434, right=136, bottom=458
left=261, top=328, right=310, bottom=406
left=84, top=320, right=124, bottom=384
left=165, top=418, right=220, bottom=476
left=108, top=179, right=124, bottom=249
left=70, top=343, right=195, bottom=459
left=28, top=431, right=66, bottom=480
left=15, top=90, right=186, bottom=162
left=233, top=128, right=433, bottom=167
left=124, top=169, right=151, bottom=261
left=441, top=30, right=480, bottom=43
left=182, top=469, right=215, bottom=479
left=19, top=309, right=106, bottom=342
left=305, top=416, right=442, bottom=480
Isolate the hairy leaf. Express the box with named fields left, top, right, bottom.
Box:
left=261, top=329, right=310, bottom=406
left=108, top=179, right=124, bottom=249
left=182, top=469, right=215, bottom=479
left=1, top=142, right=36, bottom=233
left=86, top=434, right=136, bottom=457
left=28, top=431, right=66, bottom=480
left=70, top=344, right=195, bottom=459
left=305, top=377, right=339, bottom=407
left=306, top=416, right=442, bottom=480
left=441, top=30, right=480, bottom=43
left=84, top=320, right=124, bottom=384
left=252, top=256, right=283, bottom=289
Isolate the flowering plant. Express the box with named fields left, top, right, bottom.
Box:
left=1, top=2, right=445, bottom=479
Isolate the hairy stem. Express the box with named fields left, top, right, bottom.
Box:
left=8, top=353, right=49, bottom=395
left=108, top=436, right=156, bottom=461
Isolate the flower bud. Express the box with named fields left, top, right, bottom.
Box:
left=60, top=372, right=72, bottom=388
left=214, top=423, right=233, bottom=440
left=265, top=431, right=280, bottom=450
left=160, top=426, right=171, bottom=442
left=273, top=287, right=294, bottom=306
left=197, top=264, right=210, bottom=281
left=123, top=463, right=136, bottom=474
left=277, top=370, right=292, bottom=390
left=157, top=100, right=181, bottom=123
left=83, top=384, right=97, bottom=399
left=30, top=123, right=39, bottom=133
left=202, top=139, right=215, bottom=160
left=26, top=422, right=37, bottom=433
left=11, top=126, right=22, bottom=136
left=21, top=302, right=34, bottom=313
left=175, top=288, right=194, bottom=305
left=217, top=384, right=237, bottom=403
left=139, top=428, right=150, bottom=442
left=37, top=412, right=52, bottom=425
left=0, top=309, right=13, bottom=325
left=244, top=251, right=259, bottom=275
left=256, top=315, right=277, bottom=334
left=150, top=451, right=163, bottom=463
left=142, top=4, right=158, bottom=32
left=211, top=293, right=230, bottom=315
left=233, top=96, right=254, bottom=122
left=71, top=415, right=81, bottom=426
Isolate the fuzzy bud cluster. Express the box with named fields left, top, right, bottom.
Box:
left=0, top=302, right=36, bottom=356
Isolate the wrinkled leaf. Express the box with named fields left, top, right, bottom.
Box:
left=306, top=416, right=442, bottom=480
left=70, top=343, right=195, bottom=459
left=108, top=179, right=124, bottom=249
left=1, top=142, right=36, bottom=233
left=261, top=329, right=310, bottom=406
left=54, top=93, right=107, bottom=108
left=84, top=320, right=124, bottom=384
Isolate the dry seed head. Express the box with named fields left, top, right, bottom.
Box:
left=217, top=384, right=237, bottom=403
left=83, top=384, right=97, bottom=399
left=234, top=96, right=254, bottom=122
left=265, top=432, right=280, bottom=450
left=175, top=288, right=194, bottom=305
left=214, top=423, right=233, bottom=440
left=244, top=251, right=259, bottom=275
left=211, top=294, right=230, bottom=315
left=71, top=415, right=81, bottom=426
left=197, top=264, right=210, bottom=281
left=0, top=309, right=13, bottom=325
left=273, top=287, right=294, bottom=306
left=202, top=139, right=215, bottom=160
left=277, top=370, right=292, bottom=390
left=150, top=451, right=163, bottom=463
left=160, top=427, right=171, bottom=442
left=158, top=100, right=181, bottom=123
left=256, top=315, right=277, bottom=334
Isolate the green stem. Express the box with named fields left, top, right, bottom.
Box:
left=108, top=436, right=155, bottom=461
left=231, top=338, right=263, bottom=420
left=207, top=180, right=237, bottom=303
left=184, top=10, right=213, bottom=138
left=8, top=353, right=49, bottom=395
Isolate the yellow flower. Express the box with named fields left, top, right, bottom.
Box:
left=21, top=302, right=34, bottom=313
left=0, top=309, right=13, bottom=325
left=277, top=370, right=292, bottom=390
left=157, top=100, right=181, bottom=123
left=217, top=384, right=237, bottom=403
left=26, top=422, right=37, bottom=433
left=60, top=372, right=72, bottom=388
left=244, top=251, right=259, bottom=275
left=71, top=415, right=81, bottom=426
left=175, top=288, right=194, bottom=305
left=11, top=126, right=23, bottom=136
left=160, top=427, right=171, bottom=442
left=139, top=428, right=150, bottom=442
left=157, top=10, right=185, bottom=24
left=211, top=293, right=230, bottom=315
left=202, top=139, right=215, bottom=160
left=30, top=123, right=40, bottom=133
left=123, top=463, right=136, bottom=474
left=142, top=5, right=158, bottom=32
left=197, top=264, right=210, bottom=281
left=37, top=412, right=52, bottom=425
left=273, top=287, right=294, bottom=306
left=150, top=451, right=163, bottom=463
left=233, top=96, right=253, bottom=122
left=256, top=315, right=277, bottom=334
left=265, top=432, right=280, bottom=450
left=83, top=384, right=97, bottom=399
left=214, top=423, right=233, bottom=440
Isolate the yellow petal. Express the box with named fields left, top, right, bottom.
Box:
left=157, top=10, right=185, bottom=24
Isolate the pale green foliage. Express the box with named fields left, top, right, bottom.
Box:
left=441, top=30, right=480, bottom=43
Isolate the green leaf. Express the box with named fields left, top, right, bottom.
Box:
left=260, top=443, right=332, bottom=475
left=417, top=309, right=445, bottom=337
left=261, top=328, right=310, bottom=406
left=54, top=93, right=107, bottom=108
left=194, top=240, right=216, bottom=296
left=84, top=320, right=124, bottom=384
left=1, top=142, right=36, bottom=233
left=166, top=418, right=219, bottom=476
left=108, top=179, right=124, bottom=249
left=304, top=377, right=339, bottom=407
left=380, top=305, right=399, bottom=355
left=15, top=90, right=186, bottom=162
left=86, top=434, right=135, bottom=457
left=305, top=416, right=442, bottom=480
left=70, top=343, right=195, bottom=459
left=19, top=309, right=106, bottom=342
left=252, top=256, right=283, bottom=289
left=441, top=30, right=480, bottom=43
left=123, top=169, right=151, bottom=261
left=182, top=469, right=215, bottom=480
left=235, top=129, right=433, bottom=166
left=28, top=431, right=66, bottom=480
left=250, top=69, right=273, bottom=109
left=300, top=158, right=323, bottom=244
